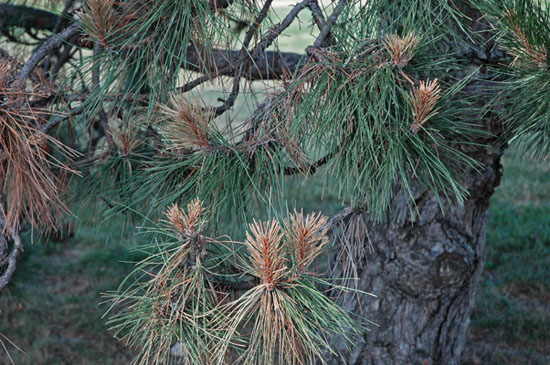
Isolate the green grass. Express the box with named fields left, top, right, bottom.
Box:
left=464, top=155, right=550, bottom=364
left=0, top=228, right=148, bottom=364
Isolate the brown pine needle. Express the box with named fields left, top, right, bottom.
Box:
left=159, top=95, right=212, bottom=151
left=0, top=59, right=77, bottom=233
left=165, top=198, right=207, bottom=239
left=243, top=219, right=288, bottom=290
left=285, top=210, right=329, bottom=275
left=409, top=79, right=441, bottom=133
left=79, top=0, right=116, bottom=47
left=110, top=122, right=142, bottom=157
left=383, top=32, right=420, bottom=69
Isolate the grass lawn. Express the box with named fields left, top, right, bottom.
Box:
left=0, top=154, right=548, bottom=364
left=463, top=155, right=550, bottom=365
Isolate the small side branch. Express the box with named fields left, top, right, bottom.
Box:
left=0, top=225, right=23, bottom=292
left=184, top=48, right=305, bottom=81
left=214, top=0, right=275, bottom=116
left=308, top=0, right=327, bottom=31
left=283, top=151, right=334, bottom=175
left=312, top=0, right=348, bottom=48
left=17, top=22, right=80, bottom=85
left=250, top=0, right=312, bottom=59
left=210, top=275, right=259, bottom=291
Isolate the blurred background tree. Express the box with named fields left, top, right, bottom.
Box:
left=0, top=0, right=548, bottom=364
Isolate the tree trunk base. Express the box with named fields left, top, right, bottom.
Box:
left=328, top=152, right=502, bottom=365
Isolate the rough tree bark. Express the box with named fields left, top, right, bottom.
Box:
left=326, top=4, right=504, bottom=362
left=328, top=145, right=502, bottom=364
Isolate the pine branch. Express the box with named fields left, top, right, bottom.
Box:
left=17, top=22, right=81, bottom=85
left=208, top=0, right=312, bottom=116
left=283, top=152, right=334, bottom=175
left=0, top=4, right=60, bottom=31
left=0, top=194, right=23, bottom=292
left=307, top=0, right=327, bottom=31
left=0, top=228, right=22, bottom=292
left=42, top=0, right=78, bottom=78
left=2, top=4, right=305, bottom=86
left=250, top=0, right=312, bottom=59
left=184, top=47, right=305, bottom=81
left=210, top=275, right=259, bottom=290
left=214, top=0, right=275, bottom=116
left=312, top=0, right=348, bottom=48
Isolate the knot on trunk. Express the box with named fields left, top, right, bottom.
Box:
left=431, top=252, right=470, bottom=287
left=389, top=250, right=472, bottom=299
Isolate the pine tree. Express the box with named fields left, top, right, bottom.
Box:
left=0, top=0, right=548, bottom=363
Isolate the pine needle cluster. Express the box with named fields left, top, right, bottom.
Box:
left=0, top=58, right=76, bottom=233
left=409, top=79, right=442, bottom=134
left=478, top=0, right=550, bottom=159
left=106, top=203, right=361, bottom=364
left=276, top=31, right=475, bottom=219
left=383, top=32, right=421, bottom=69
left=214, top=211, right=354, bottom=365
left=105, top=200, right=226, bottom=364
left=70, top=0, right=480, bottom=227
left=159, top=95, right=213, bottom=152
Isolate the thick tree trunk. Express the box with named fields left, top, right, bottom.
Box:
left=328, top=151, right=502, bottom=364
left=328, top=135, right=503, bottom=364
left=324, top=3, right=506, bottom=363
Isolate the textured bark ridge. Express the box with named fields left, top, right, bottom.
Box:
left=327, top=120, right=503, bottom=365
left=323, top=3, right=506, bottom=362
left=327, top=145, right=502, bottom=365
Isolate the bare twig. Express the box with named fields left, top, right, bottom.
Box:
left=0, top=203, right=24, bottom=292
left=283, top=151, right=334, bottom=175
left=312, top=0, right=348, bottom=48
left=250, top=0, right=312, bottom=59
left=308, top=0, right=327, bottom=31
left=214, top=0, right=274, bottom=116
left=17, top=22, right=80, bottom=86
left=209, top=274, right=259, bottom=291
left=43, top=0, right=77, bottom=78
left=39, top=103, right=86, bottom=134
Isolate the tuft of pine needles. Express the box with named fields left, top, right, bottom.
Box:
left=79, top=0, right=116, bottom=48
left=478, top=0, right=550, bottom=159
left=276, top=26, right=476, bottom=220
left=383, top=32, right=421, bottom=69
left=214, top=212, right=362, bottom=365
left=78, top=0, right=229, bottom=110
left=104, top=199, right=228, bottom=365
left=107, top=205, right=363, bottom=365
left=409, top=79, right=442, bottom=134
left=0, top=59, right=77, bottom=233
left=285, top=210, right=329, bottom=276
left=159, top=95, right=213, bottom=152
left=242, top=219, right=288, bottom=290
